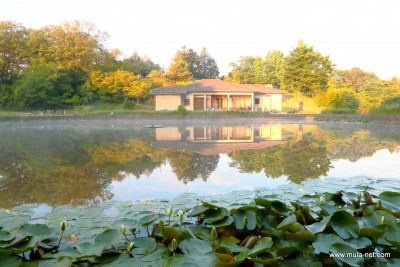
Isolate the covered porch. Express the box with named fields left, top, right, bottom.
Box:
left=192, top=93, right=254, bottom=111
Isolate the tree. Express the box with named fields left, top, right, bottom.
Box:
left=122, top=52, right=160, bottom=78
left=0, top=21, right=29, bottom=84
left=343, top=67, right=378, bottom=93
left=197, top=48, right=219, bottom=79
left=13, top=65, right=74, bottom=109
left=265, top=50, right=285, bottom=87
left=27, top=20, right=108, bottom=73
left=283, top=40, right=333, bottom=111
left=148, top=69, right=168, bottom=87
left=87, top=70, right=151, bottom=103
left=168, top=150, right=219, bottom=183
left=225, top=56, right=256, bottom=84
left=173, top=46, right=200, bottom=78
left=166, top=59, right=192, bottom=83
left=253, top=56, right=267, bottom=84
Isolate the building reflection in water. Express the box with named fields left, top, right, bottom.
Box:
left=153, top=124, right=286, bottom=155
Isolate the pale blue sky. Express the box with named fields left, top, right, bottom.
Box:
left=2, top=0, right=400, bottom=79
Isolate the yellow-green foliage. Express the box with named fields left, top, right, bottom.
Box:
left=282, top=93, right=323, bottom=113
left=315, top=88, right=359, bottom=110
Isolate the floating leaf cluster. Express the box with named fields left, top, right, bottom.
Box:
left=1, top=188, right=399, bottom=266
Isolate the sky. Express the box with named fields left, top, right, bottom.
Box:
left=2, top=0, right=400, bottom=79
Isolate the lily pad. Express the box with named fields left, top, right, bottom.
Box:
left=329, top=243, right=363, bottom=267
left=19, top=224, right=54, bottom=237
left=330, top=210, right=359, bottom=239
left=312, top=234, right=346, bottom=254
left=94, top=229, right=121, bottom=247
left=276, top=214, right=297, bottom=230
left=77, top=241, right=105, bottom=258
left=179, top=239, right=213, bottom=255
left=379, top=192, right=400, bottom=212
left=0, top=231, right=14, bottom=242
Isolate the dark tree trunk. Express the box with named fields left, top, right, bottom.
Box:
left=298, top=101, right=304, bottom=112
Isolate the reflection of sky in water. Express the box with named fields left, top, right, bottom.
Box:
left=111, top=154, right=289, bottom=201
left=1, top=121, right=400, bottom=208
left=327, top=149, right=400, bottom=178
left=111, top=149, right=400, bottom=202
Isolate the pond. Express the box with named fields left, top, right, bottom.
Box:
left=1, top=119, right=399, bottom=209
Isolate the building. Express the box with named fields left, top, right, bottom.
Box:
left=152, top=124, right=285, bottom=155
left=150, top=79, right=287, bottom=112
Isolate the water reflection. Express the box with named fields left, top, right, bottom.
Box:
left=0, top=121, right=399, bottom=209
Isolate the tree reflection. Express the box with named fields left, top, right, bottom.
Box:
left=229, top=131, right=331, bottom=183
left=0, top=123, right=399, bottom=209
left=167, top=150, right=219, bottom=184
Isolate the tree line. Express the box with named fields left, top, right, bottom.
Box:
left=0, top=21, right=219, bottom=109
left=1, top=20, right=399, bottom=113
left=224, top=40, right=400, bottom=112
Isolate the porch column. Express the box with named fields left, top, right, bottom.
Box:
left=203, top=94, right=206, bottom=110
left=251, top=93, right=254, bottom=111
left=227, top=94, right=230, bottom=111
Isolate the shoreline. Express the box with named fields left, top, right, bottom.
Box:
left=1, top=113, right=400, bottom=124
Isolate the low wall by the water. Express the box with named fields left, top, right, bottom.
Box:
left=1, top=113, right=400, bottom=124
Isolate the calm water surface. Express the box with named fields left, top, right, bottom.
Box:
left=1, top=120, right=399, bottom=209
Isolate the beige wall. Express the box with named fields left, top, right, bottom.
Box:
left=155, top=95, right=182, bottom=111
left=271, top=94, right=282, bottom=112
left=155, top=128, right=182, bottom=141
left=259, top=124, right=282, bottom=140
left=259, top=94, right=282, bottom=112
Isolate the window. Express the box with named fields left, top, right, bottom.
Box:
left=254, top=98, right=260, bottom=105
left=184, top=98, right=190, bottom=106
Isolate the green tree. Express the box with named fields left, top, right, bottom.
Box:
left=225, top=56, right=255, bottom=84
left=174, top=46, right=200, bottom=78
left=197, top=48, right=219, bottom=79
left=283, top=40, right=333, bottom=111
left=265, top=50, right=285, bottom=87
left=122, top=52, right=160, bottom=78
left=253, top=56, right=267, bottom=84
left=0, top=21, right=29, bottom=84
left=12, top=65, right=74, bottom=109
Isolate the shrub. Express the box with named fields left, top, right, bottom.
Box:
left=315, top=89, right=359, bottom=110
left=177, top=105, right=187, bottom=114
left=122, top=97, right=135, bottom=109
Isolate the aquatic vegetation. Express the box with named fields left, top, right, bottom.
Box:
left=1, top=179, right=399, bottom=266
